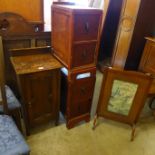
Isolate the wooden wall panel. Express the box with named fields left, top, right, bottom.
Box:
left=0, top=0, right=43, bottom=22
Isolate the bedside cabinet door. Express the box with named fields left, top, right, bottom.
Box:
left=24, top=71, right=59, bottom=127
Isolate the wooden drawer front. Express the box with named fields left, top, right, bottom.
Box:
left=72, top=42, right=96, bottom=67
left=69, top=69, right=96, bottom=118
left=70, top=99, right=91, bottom=118
left=70, top=101, right=79, bottom=118
left=79, top=99, right=91, bottom=115
left=74, top=14, right=100, bottom=41
left=73, top=78, right=95, bottom=101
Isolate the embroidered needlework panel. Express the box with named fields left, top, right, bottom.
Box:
left=108, top=80, right=138, bottom=116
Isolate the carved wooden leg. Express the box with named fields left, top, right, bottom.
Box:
left=131, top=124, right=136, bottom=141
left=92, top=114, right=98, bottom=130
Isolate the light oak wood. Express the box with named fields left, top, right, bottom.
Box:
left=0, top=0, right=43, bottom=22
left=111, top=0, right=141, bottom=68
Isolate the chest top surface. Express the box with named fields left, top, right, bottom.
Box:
left=52, top=4, right=102, bottom=13
left=11, top=53, right=62, bottom=75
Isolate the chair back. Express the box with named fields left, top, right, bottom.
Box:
left=0, top=36, right=8, bottom=113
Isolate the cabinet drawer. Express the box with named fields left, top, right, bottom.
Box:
left=73, top=78, right=95, bottom=101
left=79, top=99, right=92, bottom=115
left=74, top=14, right=101, bottom=41
left=72, top=42, right=96, bottom=68
left=70, top=99, right=91, bottom=118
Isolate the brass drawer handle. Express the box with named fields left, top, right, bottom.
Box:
left=84, top=22, right=89, bottom=33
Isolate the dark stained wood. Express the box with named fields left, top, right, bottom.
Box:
left=0, top=36, right=8, bottom=113
left=18, top=70, right=61, bottom=130
left=11, top=51, right=62, bottom=135
left=52, top=5, right=102, bottom=70
left=61, top=67, right=96, bottom=129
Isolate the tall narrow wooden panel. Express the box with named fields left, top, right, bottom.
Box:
left=111, top=0, right=141, bottom=68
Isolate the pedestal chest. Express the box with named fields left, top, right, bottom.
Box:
left=60, top=67, right=96, bottom=129
left=52, top=5, right=102, bottom=70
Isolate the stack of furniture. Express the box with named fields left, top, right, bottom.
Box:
left=52, top=5, right=102, bottom=128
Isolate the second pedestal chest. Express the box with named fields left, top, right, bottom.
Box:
left=52, top=5, right=102, bottom=70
